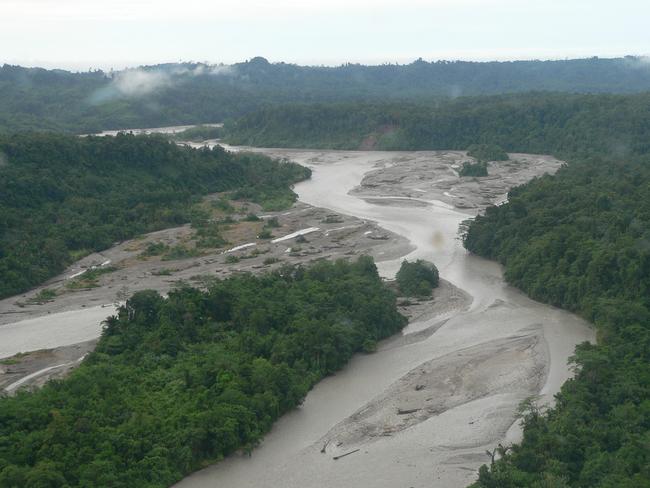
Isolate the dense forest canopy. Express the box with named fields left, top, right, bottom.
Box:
left=223, top=92, right=650, bottom=156
left=0, top=133, right=309, bottom=299
left=465, top=149, right=650, bottom=488
left=0, top=257, right=407, bottom=487
left=3, top=56, right=650, bottom=133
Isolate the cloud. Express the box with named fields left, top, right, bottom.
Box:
left=87, top=64, right=238, bottom=104
left=113, top=69, right=171, bottom=96
left=88, top=68, right=171, bottom=104
left=210, top=65, right=237, bottom=76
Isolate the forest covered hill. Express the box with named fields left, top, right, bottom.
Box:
left=0, top=133, right=309, bottom=299
left=2, top=56, right=650, bottom=133
left=223, top=92, right=650, bottom=156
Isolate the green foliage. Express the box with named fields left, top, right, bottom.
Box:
left=5, top=58, right=650, bottom=134
left=66, top=266, right=117, bottom=289
left=0, top=133, right=310, bottom=299
left=264, top=217, right=280, bottom=228
left=142, top=242, right=170, bottom=257
left=0, top=257, right=406, bottom=486
left=257, top=229, right=273, bottom=240
left=244, top=213, right=260, bottom=222
left=27, top=288, right=57, bottom=304
left=161, top=245, right=201, bottom=261
left=467, top=143, right=509, bottom=162
left=224, top=93, right=650, bottom=157
left=462, top=126, right=650, bottom=485
left=210, top=198, right=234, bottom=213
left=459, top=161, right=488, bottom=177
left=151, top=268, right=174, bottom=276
left=322, top=215, right=344, bottom=224
left=395, top=259, right=439, bottom=297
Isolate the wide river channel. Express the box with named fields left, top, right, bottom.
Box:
left=175, top=148, right=594, bottom=488
left=0, top=143, right=594, bottom=488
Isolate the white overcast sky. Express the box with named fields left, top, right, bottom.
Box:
left=2, top=0, right=649, bottom=70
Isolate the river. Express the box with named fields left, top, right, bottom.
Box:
left=174, top=148, right=594, bottom=488
left=0, top=142, right=594, bottom=487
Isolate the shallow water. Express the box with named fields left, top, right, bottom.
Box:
left=175, top=149, right=594, bottom=488
left=0, top=305, right=115, bottom=359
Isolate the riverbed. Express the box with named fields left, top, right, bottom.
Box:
left=174, top=148, right=594, bottom=488
left=0, top=140, right=594, bottom=487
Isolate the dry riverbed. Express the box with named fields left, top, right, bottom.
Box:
left=0, top=198, right=413, bottom=393
left=350, top=150, right=563, bottom=211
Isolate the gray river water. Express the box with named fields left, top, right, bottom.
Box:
left=0, top=143, right=594, bottom=488
left=175, top=148, right=594, bottom=488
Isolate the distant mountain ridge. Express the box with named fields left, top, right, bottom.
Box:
left=2, top=56, right=650, bottom=133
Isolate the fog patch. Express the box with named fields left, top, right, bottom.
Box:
left=210, top=64, right=237, bottom=76
left=113, top=69, right=171, bottom=97
left=448, top=85, right=463, bottom=98
left=624, top=55, right=650, bottom=70
left=88, top=64, right=237, bottom=105
left=89, top=68, right=171, bottom=104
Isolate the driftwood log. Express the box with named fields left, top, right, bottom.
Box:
left=397, top=408, right=420, bottom=415
left=333, top=449, right=360, bottom=460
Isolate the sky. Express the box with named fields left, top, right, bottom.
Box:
left=2, top=0, right=649, bottom=71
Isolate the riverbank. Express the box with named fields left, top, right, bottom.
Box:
left=0, top=138, right=594, bottom=487
left=175, top=147, right=593, bottom=488
left=0, top=199, right=412, bottom=392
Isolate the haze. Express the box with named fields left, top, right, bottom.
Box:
left=2, top=0, right=649, bottom=71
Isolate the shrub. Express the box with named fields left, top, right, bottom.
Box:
left=459, top=161, right=488, bottom=177
left=265, top=217, right=280, bottom=228
left=141, top=241, right=169, bottom=257
left=396, top=259, right=439, bottom=297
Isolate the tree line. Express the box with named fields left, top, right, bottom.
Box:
left=0, top=133, right=310, bottom=299
left=223, top=92, right=650, bottom=158
left=0, top=257, right=407, bottom=487
left=4, top=56, right=650, bottom=134
left=464, top=148, right=650, bottom=488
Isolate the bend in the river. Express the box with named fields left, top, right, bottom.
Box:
left=175, top=148, right=594, bottom=488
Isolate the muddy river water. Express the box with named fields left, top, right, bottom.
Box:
left=0, top=142, right=594, bottom=487
left=174, top=148, right=594, bottom=488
